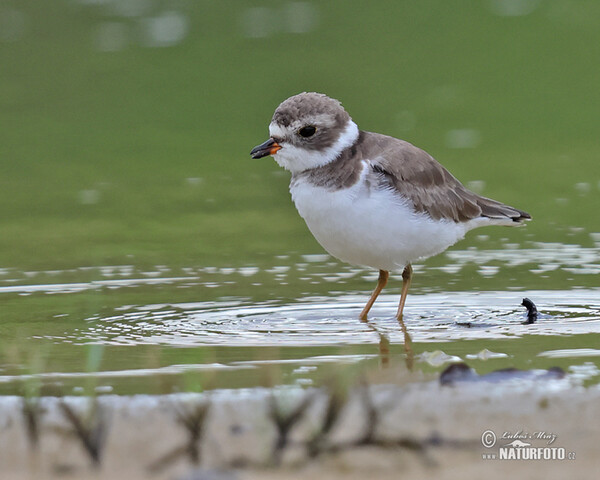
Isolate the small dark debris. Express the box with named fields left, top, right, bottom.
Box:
left=52, top=464, right=78, bottom=475
left=521, top=297, right=538, bottom=324
left=455, top=321, right=490, bottom=328
left=177, top=469, right=238, bottom=480
left=440, top=362, right=565, bottom=386
left=230, top=424, right=244, bottom=435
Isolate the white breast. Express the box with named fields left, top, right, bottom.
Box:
left=290, top=162, right=470, bottom=271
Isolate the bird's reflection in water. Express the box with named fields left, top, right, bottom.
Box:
left=360, top=317, right=414, bottom=370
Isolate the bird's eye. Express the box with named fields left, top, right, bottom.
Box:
left=298, top=125, right=317, bottom=138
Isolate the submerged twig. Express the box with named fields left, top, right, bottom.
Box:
left=22, top=397, right=42, bottom=450
left=522, top=297, right=538, bottom=324
left=59, top=399, right=108, bottom=468
left=355, top=383, right=378, bottom=446
left=307, top=386, right=347, bottom=458
left=148, top=399, right=210, bottom=473
left=314, top=383, right=473, bottom=466
left=269, top=391, right=314, bottom=465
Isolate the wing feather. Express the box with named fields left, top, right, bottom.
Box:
left=363, top=132, right=530, bottom=223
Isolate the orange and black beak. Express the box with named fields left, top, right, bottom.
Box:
left=250, top=138, right=281, bottom=159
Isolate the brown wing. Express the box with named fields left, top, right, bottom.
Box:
left=361, top=132, right=530, bottom=223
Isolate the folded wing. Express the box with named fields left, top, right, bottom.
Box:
left=363, top=132, right=530, bottom=224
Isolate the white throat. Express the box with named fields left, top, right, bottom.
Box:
left=269, top=120, right=359, bottom=173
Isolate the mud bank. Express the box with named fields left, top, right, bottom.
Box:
left=1, top=377, right=598, bottom=479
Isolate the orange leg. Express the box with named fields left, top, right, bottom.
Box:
left=396, top=264, right=413, bottom=321
left=396, top=264, right=414, bottom=369
left=359, top=270, right=389, bottom=321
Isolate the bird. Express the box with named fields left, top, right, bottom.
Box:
left=250, top=92, right=530, bottom=322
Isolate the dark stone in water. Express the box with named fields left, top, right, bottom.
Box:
left=440, top=362, right=565, bottom=386
left=439, top=363, right=476, bottom=384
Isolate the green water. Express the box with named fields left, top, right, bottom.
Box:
left=0, top=1, right=599, bottom=395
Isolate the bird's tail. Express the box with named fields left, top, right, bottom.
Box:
left=477, top=196, right=531, bottom=224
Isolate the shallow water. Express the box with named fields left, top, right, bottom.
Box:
left=75, top=290, right=600, bottom=346
left=1, top=242, right=599, bottom=396
left=2, top=0, right=600, bottom=401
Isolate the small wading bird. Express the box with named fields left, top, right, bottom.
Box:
left=251, top=93, right=530, bottom=322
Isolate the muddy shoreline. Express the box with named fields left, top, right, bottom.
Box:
left=1, top=375, right=598, bottom=479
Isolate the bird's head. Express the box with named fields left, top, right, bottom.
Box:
left=250, top=92, right=359, bottom=173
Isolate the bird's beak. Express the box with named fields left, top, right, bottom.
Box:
left=250, top=138, right=282, bottom=159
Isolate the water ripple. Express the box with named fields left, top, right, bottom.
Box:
left=69, top=290, right=600, bottom=347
